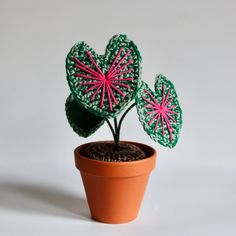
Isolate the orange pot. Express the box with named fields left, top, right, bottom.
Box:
left=74, top=141, right=156, bottom=224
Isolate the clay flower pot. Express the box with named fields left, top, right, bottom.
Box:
left=74, top=141, right=156, bottom=224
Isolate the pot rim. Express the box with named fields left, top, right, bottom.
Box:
left=74, top=140, right=157, bottom=177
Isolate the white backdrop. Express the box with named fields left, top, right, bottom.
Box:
left=0, top=0, right=235, bottom=235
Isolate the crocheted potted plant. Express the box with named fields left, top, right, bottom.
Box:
left=65, top=34, right=182, bottom=224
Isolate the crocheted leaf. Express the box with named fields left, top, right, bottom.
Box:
left=66, top=34, right=142, bottom=119
left=65, top=94, right=105, bottom=137
left=136, top=75, right=182, bottom=148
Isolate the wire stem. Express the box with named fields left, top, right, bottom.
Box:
left=105, top=103, right=136, bottom=147
left=105, top=119, right=116, bottom=141
left=114, top=118, right=119, bottom=146
left=117, top=103, right=136, bottom=143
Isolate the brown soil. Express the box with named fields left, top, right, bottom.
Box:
left=79, top=142, right=146, bottom=162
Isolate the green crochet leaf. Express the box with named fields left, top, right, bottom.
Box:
left=66, top=34, right=142, bottom=119
left=65, top=94, right=105, bottom=137
left=136, top=75, right=182, bottom=148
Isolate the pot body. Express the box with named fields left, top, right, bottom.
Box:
left=74, top=141, right=156, bottom=224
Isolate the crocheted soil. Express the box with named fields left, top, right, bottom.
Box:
left=80, top=142, right=146, bottom=162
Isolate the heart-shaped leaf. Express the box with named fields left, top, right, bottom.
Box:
left=136, top=75, right=182, bottom=148
left=65, top=94, right=105, bottom=137
left=66, top=34, right=142, bottom=118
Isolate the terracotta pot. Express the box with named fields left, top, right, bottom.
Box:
left=74, top=141, right=156, bottom=224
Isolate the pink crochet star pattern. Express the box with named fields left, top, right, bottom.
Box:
left=142, top=85, right=177, bottom=142
left=66, top=34, right=141, bottom=118
left=135, top=75, right=182, bottom=148
left=73, top=48, right=134, bottom=112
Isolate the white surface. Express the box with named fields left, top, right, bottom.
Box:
left=0, top=0, right=236, bottom=235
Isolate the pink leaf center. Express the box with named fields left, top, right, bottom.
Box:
left=73, top=48, right=134, bottom=112
left=142, top=86, right=177, bottom=142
